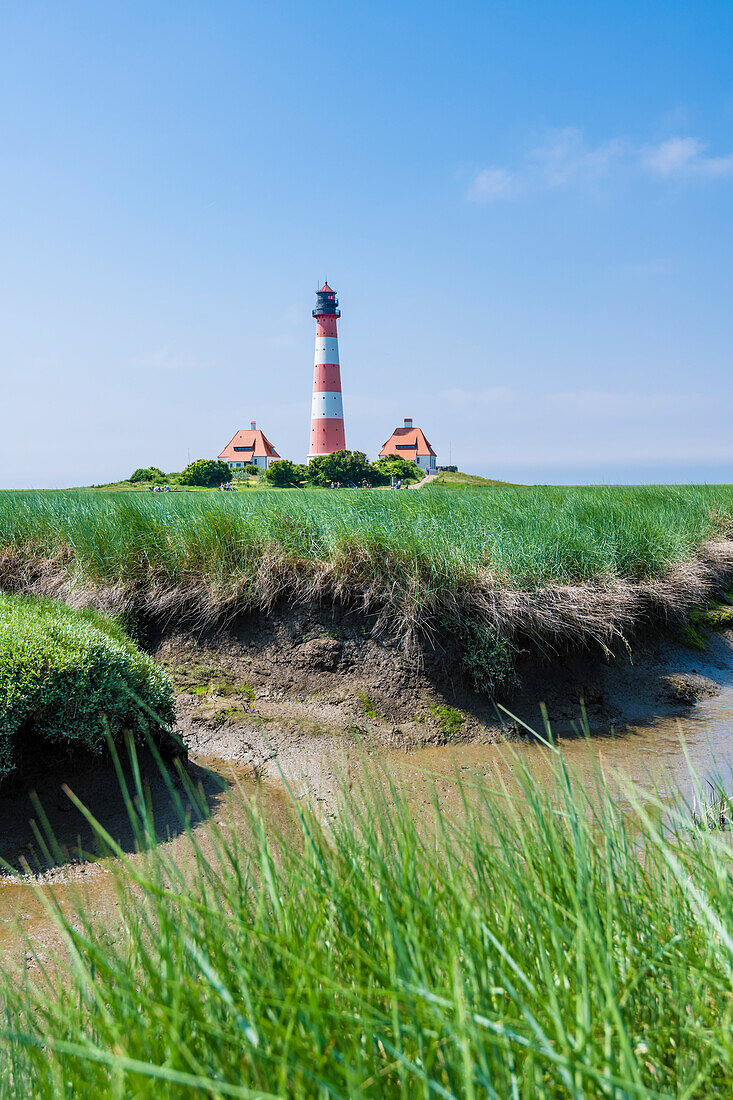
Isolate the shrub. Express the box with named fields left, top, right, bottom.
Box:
left=264, top=459, right=304, bottom=487
left=372, top=456, right=422, bottom=483
left=306, top=450, right=375, bottom=487
left=0, top=594, right=176, bottom=781
left=129, top=466, right=166, bottom=484
left=179, top=459, right=232, bottom=488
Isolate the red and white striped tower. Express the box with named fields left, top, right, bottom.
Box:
left=308, top=282, right=345, bottom=459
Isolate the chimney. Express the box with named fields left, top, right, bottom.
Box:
left=404, top=417, right=413, bottom=428
left=250, top=420, right=256, bottom=430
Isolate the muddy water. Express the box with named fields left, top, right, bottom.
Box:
left=4, top=643, right=733, bottom=968
left=386, top=673, right=733, bottom=822
left=0, top=756, right=297, bottom=971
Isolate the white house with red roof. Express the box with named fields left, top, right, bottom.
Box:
left=379, top=418, right=437, bottom=473
left=218, top=422, right=280, bottom=470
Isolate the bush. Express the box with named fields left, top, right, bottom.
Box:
left=179, top=459, right=232, bottom=488
left=264, top=460, right=304, bottom=487
left=129, top=466, right=166, bottom=484
left=306, top=450, right=375, bottom=487
left=373, top=456, right=423, bottom=483
left=0, top=594, right=176, bottom=781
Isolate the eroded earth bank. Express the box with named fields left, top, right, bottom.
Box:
left=3, top=584, right=733, bottom=971
left=157, top=598, right=733, bottom=797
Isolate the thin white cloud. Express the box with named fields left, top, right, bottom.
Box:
left=643, top=136, right=733, bottom=178
left=527, top=127, right=625, bottom=188
left=129, top=346, right=198, bottom=370
left=467, top=127, right=733, bottom=201
left=466, top=167, right=517, bottom=201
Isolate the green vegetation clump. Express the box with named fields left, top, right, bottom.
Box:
left=186, top=680, right=255, bottom=702
left=129, top=466, right=166, bottom=484
left=460, top=617, right=517, bottom=693
left=681, top=593, right=733, bottom=649
left=372, top=455, right=423, bottom=483
left=306, top=449, right=381, bottom=486
left=690, top=596, right=733, bottom=630
left=428, top=703, right=465, bottom=736
left=2, top=748, right=731, bottom=1095
left=0, top=594, right=175, bottom=780
left=228, top=463, right=261, bottom=482
left=355, top=689, right=380, bottom=719
left=179, top=458, right=232, bottom=487
left=264, top=459, right=305, bottom=487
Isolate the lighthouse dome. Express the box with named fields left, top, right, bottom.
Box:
left=313, top=283, right=340, bottom=317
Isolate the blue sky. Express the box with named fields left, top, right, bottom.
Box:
left=1, top=0, right=732, bottom=486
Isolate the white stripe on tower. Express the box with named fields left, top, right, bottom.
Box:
left=314, top=337, right=339, bottom=364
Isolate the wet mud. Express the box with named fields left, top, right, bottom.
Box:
left=2, top=621, right=733, bottom=972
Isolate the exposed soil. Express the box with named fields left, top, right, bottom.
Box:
left=2, top=597, right=732, bottom=974
left=152, top=600, right=733, bottom=791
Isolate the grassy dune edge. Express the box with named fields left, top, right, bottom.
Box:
left=1, top=486, right=732, bottom=691
left=2, top=745, right=732, bottom=1096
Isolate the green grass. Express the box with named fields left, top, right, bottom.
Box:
left=2, top=484, right=732, bottom=587
left=355, top=689, right=381, bottom=719
left=0, top=594, right=175, bottom=780
left=2, top=740, right=733, bottom=1096
left=428, top=703, right=466, bottom=737
left=430, top=470, right=522, bottom=486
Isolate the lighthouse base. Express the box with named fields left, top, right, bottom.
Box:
left=308, top=419, right=346, bottom=460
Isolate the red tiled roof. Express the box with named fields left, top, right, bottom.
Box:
left=379, top=425, right=436, bottom=458
left=319, top=282, right=334, bottom=293
left=218, top=428, right=280, bottom=461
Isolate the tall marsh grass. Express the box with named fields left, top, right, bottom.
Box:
left=1, top=486, right=732, bottom=676
left=2, top=744, right=733, bottom=1097
left=2, top=484, right=732, bottom=587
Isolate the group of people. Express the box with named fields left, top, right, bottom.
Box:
left=326, top=479, right=404, bottom=490
left=219, top=482, right=236, bottom=491
left=147, top=484, right=177, bottom=492
left=328, top=480, right=375, bottom=489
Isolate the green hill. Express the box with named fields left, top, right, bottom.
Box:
left=430, top=470, right=524, bottom=487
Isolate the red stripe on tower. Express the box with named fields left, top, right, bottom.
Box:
left=308, top=282, right=346, bottom=458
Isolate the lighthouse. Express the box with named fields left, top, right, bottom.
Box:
left=308, top=282, right=345, bottom=459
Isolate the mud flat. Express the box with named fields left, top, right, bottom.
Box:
left=2, top=609, right=733, bottom=973
left=152, top=599, right=733, bottom=800
left=2, top=522, right=733, bottom=972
